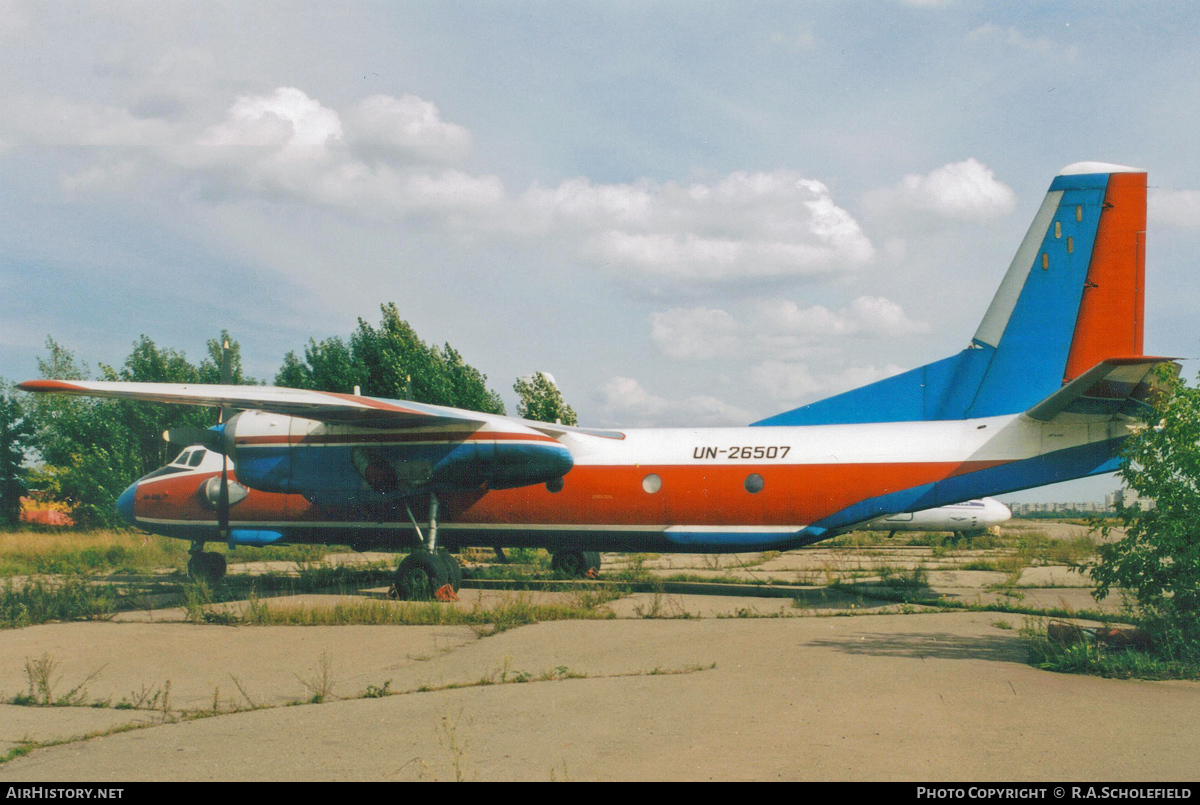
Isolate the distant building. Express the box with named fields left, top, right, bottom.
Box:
left=1107, top=487, right=1156, bottom=511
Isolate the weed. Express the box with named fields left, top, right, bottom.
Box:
left=15, top=654, right=104, bottom=707
left=363, top=681, right=392, bottom=698
left=993, top=619, right=1014, bottom=630
left=295, top=650, right=337, bottom=704
left=439, top=709, right=471, bottom=782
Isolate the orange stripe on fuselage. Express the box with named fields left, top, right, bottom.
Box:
left=443, top=460, right=1007, bottom=526
left=135, top=460, right=1008, bottom=529
left=1064, top=171, right=1147, bottom=382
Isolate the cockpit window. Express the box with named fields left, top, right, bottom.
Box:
left=188, top=449, right=206, bottom=467
left=174, top=450, right=193, bottom=466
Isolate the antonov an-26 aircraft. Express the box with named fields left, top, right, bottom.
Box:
left=21, top=162, right=1174, bottom=598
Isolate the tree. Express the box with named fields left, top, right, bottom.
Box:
left=1091, top=368, right=1200, bottom=659
left=0, top=381, right=33, bottom=527
left=276, top=303, right=505, bottom=415
left=27, top=333, right=249, bottom=528
left=514, top=372, right=577, bottom=425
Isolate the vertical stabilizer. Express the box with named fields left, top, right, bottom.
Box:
left=752, top=162, right=1148, bottom=426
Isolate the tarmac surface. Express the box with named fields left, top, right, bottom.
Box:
left=2, top=608, right=1199, bottom=780
left=2, top=536, right=1197, bottom=781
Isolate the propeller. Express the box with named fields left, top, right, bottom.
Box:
left=218, top=339, right=232, bottom=547
left=164, top=338, right=236, bottom=544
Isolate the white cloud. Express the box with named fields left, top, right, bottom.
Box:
left=10, top=85, right=873, bottom=286
left=1150, top=189, right=1200, bottom=229
left=202, top=87, right=343, bottom=153
left=748, top=361, right=904, bottom=403
left=650, top=296, right=929, bottom=361
left=521, top=171, right=874, bottom=281
left=650, top=307, right=741, bottom=360
left=863, top=158, right=1017, bottom=221
left=598, top=376, right=752, bottom=427
left=754, top=296, right=931, bottom=338
left=345, top=94, right=472, bottom=164
left=967, top=24, right=1077, bottom=60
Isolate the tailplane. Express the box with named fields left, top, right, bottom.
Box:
left=753, top=162, right=1148, bottom=426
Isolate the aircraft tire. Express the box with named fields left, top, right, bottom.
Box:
left=551, top=550, right=602, bottom=578
left=438, top=549, right=463, bottom=591
left=187, top=552, right=227, bottom=585
left=396, top=552, right=450, bottom=601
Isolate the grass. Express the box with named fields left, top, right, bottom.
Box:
left=1, top=575, right=122, bottom=628
left=1021, top=617, right=1200, bottom=680
left=229, top=588, right=621, bottom=635
left=0, top=527, right=341, bottom=578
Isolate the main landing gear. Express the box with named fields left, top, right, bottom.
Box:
left=551, top=550, right=602, bottom=578
left=389, top=492, right=464, bottom=601
left=187, top=544, right=227, bottom=585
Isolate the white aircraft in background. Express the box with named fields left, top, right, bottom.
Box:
left=863, top=498, right=1012, bottom=539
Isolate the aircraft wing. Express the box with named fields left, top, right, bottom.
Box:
left=17, top=379, right=488, bottom=428
left=1023, top=357, right=1180, bottom=422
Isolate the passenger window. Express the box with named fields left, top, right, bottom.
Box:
left=188, top=449, right=206, bottom=467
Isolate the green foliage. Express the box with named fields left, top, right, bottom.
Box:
left=1, top=576, right=119, bottom=628
left=275, top=303, right=505, bottom=414
left=1022, top=619, right=1200, bottom=680
left=27, top=334, right=250, bottom=528
left=0, top=381, right=33, bottom=527
left=1090, top=368, right=1200, bottom=660
left=514, top=371, right=577, bottom=425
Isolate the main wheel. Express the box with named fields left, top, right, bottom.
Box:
left=551, top=550, right=601, bottom=578
left=395, top=551, right=451, bottom=600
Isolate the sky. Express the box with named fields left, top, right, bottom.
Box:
left=2, top=1, right=1199, bottom=503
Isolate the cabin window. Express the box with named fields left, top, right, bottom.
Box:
left=1076, top=205, right=1083, bottom=222
left=188, top=450, right=206, bottom=467
left=1054, top=221, right=1062, bottom=238
left=1067, top=236, right=1074, bottom=254
left=174, top=450, right=192, bottom=466
left=642, top=474, right=662, bottom=494
left=1042, top=253, right=1049, bottom=270
left=745, top=473, right=765, bottom=494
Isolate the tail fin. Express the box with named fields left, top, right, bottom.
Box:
left=753, top=162, right=1147, bottom=426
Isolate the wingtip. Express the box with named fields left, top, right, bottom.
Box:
left=17, top=379, right=83, bottom=393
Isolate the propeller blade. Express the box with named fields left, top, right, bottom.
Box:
left=219, top=452, right=230, bottom=544
left=219, top=338, right=233, bottom=424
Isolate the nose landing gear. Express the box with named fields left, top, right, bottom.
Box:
left=186, top=545, right=227, bottom=585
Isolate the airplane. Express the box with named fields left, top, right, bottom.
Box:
left=861, top=498, right=1011, bottom=539
left=20, top=162, right=1176, bottom=598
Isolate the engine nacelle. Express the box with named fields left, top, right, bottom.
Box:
left=227, top=410, right=573, bottom=502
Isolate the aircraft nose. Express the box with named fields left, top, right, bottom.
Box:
left=116, top=482, right=137, bottom=526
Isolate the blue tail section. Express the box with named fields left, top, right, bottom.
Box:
left=752, top=162, right=1147, bottom=427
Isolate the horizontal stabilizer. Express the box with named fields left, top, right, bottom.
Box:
left=1024, top=357, right=1178, bottom=422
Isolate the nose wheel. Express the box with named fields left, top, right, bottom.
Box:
left=187, top=548, right=227, bottom=585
